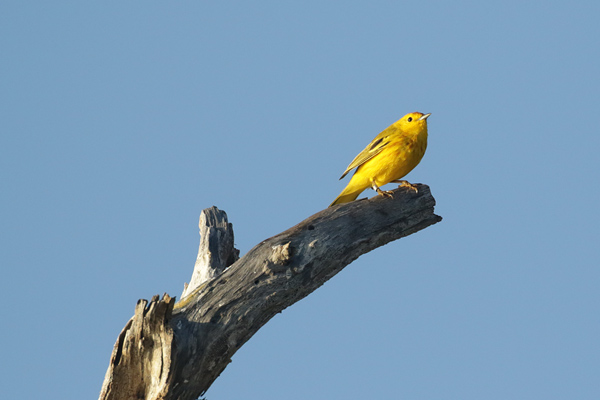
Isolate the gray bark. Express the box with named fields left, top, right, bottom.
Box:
left=181, top=207, right=239, bottom=298
left=99, top=184, right=442, bottom=400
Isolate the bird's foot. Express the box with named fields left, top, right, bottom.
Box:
left=376, top=188, right=394, bottom=198
left=371, top=180, right=394, bottom=198
left=391, top=180, right=419, bottom=193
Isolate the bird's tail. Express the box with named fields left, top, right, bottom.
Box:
left=329, top=190, right=360, bottom=207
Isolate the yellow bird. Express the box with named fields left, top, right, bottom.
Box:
left=329, top=112, right=431, bottom=207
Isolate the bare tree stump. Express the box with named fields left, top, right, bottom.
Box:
left=99, top=184, right=442, bottom=400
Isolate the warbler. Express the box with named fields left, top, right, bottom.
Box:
left=329, top=112, right=431, bottom=207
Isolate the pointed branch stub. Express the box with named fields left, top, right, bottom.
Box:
left=181, top=206, right=239, bottom=299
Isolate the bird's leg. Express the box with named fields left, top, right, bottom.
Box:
left=371, top=179, right=394, bottom=198
left=390, top=180, right=419, bottom=193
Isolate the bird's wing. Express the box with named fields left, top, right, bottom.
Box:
left=339, top=126, right=397, bottom=180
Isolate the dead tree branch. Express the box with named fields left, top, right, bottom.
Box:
left=99, top=184, right=442, bottom=400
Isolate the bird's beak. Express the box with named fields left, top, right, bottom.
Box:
left=419, top=113, right=431, bottom=121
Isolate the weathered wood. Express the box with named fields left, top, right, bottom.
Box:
left=99, top=294, right=176, bottom=400
left=99, top=184, right=442, bottom=400
left=181, top=206, right=239, bottom=299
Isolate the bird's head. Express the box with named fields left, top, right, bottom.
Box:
left=397, top=112, right=431, bottom=134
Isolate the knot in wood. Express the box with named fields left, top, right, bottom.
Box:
left=265, top=242, right=292, bottom=273
left=269, top=242, right=292, bottom=265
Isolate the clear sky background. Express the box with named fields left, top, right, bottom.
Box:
left=2, top=2, right=599, bottom=399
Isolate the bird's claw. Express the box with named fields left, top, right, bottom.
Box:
left=392, top=180, right=418, bottom=193
left=376, top=188, right=394, bottom=198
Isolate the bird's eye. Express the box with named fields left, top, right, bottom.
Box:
left=407, top=117, right=413, bottom=122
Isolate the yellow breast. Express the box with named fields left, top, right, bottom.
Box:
left=358, top=131, right=427, bottom=187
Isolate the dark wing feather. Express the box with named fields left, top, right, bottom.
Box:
left=339, top=125, right=398, bottom=179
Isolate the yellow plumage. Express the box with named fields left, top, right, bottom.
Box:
left=329, top=112, right=431, bottom=207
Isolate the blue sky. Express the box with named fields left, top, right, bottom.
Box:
left=1, top=2, right=599, bottom=399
